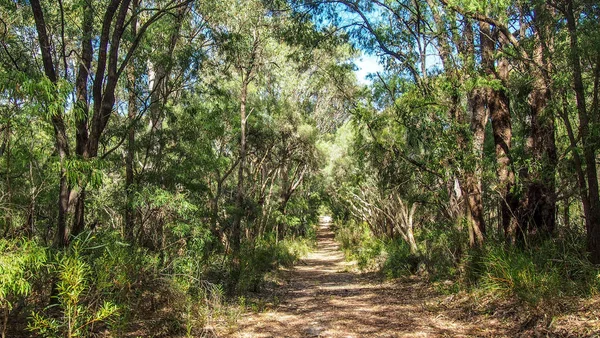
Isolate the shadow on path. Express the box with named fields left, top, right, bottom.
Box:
left=224, top=220, right=515, bottom=337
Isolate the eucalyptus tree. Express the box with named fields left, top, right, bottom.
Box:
left=25, top=0, right=190, bottom=247
left=552, top=0, right=600, bottom=262
left=124, top=1, right=194, bottom=242
left=303, top=0, right=495, bottom=246
left=202, top=0, right=274, bottom=281
left=299, top=0, right=593, bottom=250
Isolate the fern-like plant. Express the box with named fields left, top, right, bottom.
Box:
left=27, top=235, right=118, bottom=338
left=0, top=239, right=46, bottom=338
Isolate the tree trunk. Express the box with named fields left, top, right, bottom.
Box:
left=231, top=77, right=249, bottom=288
left=125, top=0, right=139, bottom=243
left=30, top=0, right=71, bottom=248
left=70, top=0, right=94, bottom=239
left=465, top=86, right=488, bottom=247
left=524, top=73, right=557, bottom=237
left=3, top=121, right=11, bottom=236
left=125, top=77, right=137, bottom=242
left=277, top=150, right=289, bottom=242
left=564, top=0, right=600, bottom=263
left=485, top=28, right=519, bottom=242
left=522, top=15, right=557, bottom=238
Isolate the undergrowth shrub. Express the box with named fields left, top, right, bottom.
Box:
left=237, top=237, right=312, bottom=292
left=381, top=239, right=414, bottom=278
left=335, top=220, right=416, bottom=272
left=335, top=219, right=382, bottom=269
left=28, top=234, right=119, bottom=338
left=419, top=224, right=467, bottom=280
left=334, top=219, right=600, bottom=304
left=0, top=238, right=46, bottom=338
left=470, top=237, right=600, bottom=304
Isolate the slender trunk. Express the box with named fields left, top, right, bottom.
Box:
left=231, top=78, right=249, bottom=288
left=401, top=200, right=418, bottom=255
left=210, top=181, right=223, bottom=243
left=561, top=93, right=590, bottom=232
left=70, top=0, right=94, bottom=239
left=565, top=1, right=600, bottom=263
left=88, top=0, right=132, bottom=158
left=27, top=158, right=36, bottom=237
left=278, top=194, right=291, bottom=241
left=148, top=59, right=166, bottom=184
left=277, top=151, right=289, bottom=242
left=71, top=190, right=85, bottom=239
left=3, top=122, right=11, bottom=236
left=125, top=82, right=136, bottom=242
left=465, top=84, right=488, bottom=247
left=125, top=0, right=139, bottom=242
left=30, top=0, right=71, bottom=247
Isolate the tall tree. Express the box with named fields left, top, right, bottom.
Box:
left=29, top=0, right=190, bottom=246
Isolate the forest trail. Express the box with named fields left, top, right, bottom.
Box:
left=224, top=218, right=519, bottom=337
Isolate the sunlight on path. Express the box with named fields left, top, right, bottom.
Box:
left=223, top=217, right=513, bottom=337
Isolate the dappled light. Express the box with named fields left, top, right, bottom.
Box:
left=223, top=220, right=600, bottom=337
left=2, top=0, right=600, bottom=336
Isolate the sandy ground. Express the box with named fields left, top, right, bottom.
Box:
left=218, top=219, right=600, bottom=337
left=221, top=221, right=536, bottom=338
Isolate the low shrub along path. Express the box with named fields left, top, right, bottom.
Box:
left=224, top=218, right=545, bottom=337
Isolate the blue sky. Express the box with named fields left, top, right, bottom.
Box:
left=354, top=53, right=383, bottom=84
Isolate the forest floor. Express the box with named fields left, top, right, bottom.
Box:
left=219, top=219, right=600, bottom=338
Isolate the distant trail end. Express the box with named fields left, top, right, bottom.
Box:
left=224, top=217, right=515, bottom=337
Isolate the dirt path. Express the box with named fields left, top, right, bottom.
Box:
left=222, top=219, right=591, bottom=337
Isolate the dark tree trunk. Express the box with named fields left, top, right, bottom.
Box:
left=124, top=0, right=140, bottom=243
left=70, top=0, right=94, bottom=239
left=485, top=29, right=519, bottom=242
left=30, top=0, right=71, bottom=247
left=564, top=0, right=600, bottom=263
left=522, top=72, right=557, bottom=237
left=522, top=12, right=557, bottom=237
left=125, top=76, right=137, bottom=242
left=489, top=67, right=519, bottom=241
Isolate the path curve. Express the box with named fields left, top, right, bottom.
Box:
left=225, top=218, right=515, bottom=337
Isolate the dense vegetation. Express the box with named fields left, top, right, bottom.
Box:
left=1, top=0, right=600, bottom=336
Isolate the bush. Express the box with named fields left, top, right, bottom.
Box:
left=0, top=238, right=47, bottom=338
left=335, top=220, right=372, bottom=257
left=334, top=220, right=385, bottom=270
left=420, top=224, right=467, bottom=280
left=237, top=237, right=312, bottom=293
left=27, top=234, right=119, bottom=338
left=381, top=239, right=414, bottom=278
left=471, top=238, right=600, bottom=304
left=333, top=218, right=600, bottom=305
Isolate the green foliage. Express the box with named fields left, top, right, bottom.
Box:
left=0, top=239, right=46, bottom=314
left=334, top=218, right=600, bottom=305
left=28, top=235, right=119, bottom=338
left=419, top=224, right=468, bottom=280
left=20, top=77, right=72, bottom=118
left=335, top=220, right=384, bottom=270
left=381, top=239, right=416, bottom=278
left=237, top=238, right=312, bottom=292
left=469, top=238, right=600, bottom=304
left=63, top=158, right=105, bottom=189
left=446, top=0, right=511, bottom=16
